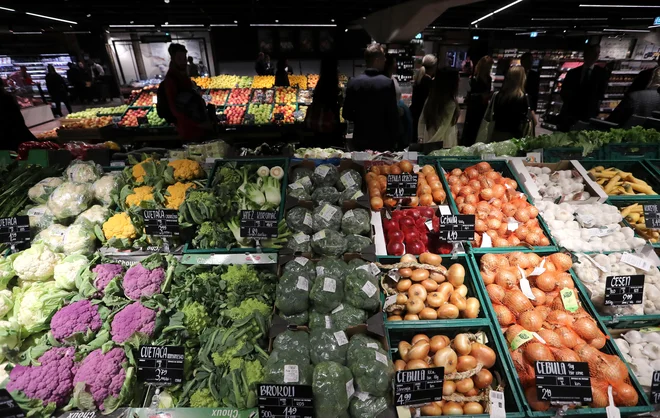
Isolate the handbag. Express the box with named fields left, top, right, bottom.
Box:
left=476, top=92, right=497, bottom=143
left=519, top=94, right=536, bottom=138
left=305, top=102, right=337, bottom=133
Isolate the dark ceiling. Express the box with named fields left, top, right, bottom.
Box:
left=0, top=0, right=658, bottom=34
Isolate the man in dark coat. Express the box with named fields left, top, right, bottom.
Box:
left=520, top=52, right=540, bottom=112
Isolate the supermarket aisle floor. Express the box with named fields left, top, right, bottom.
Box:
left=29, top=98, right=125, bottom=136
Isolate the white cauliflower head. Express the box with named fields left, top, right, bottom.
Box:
left=0, top=290, right=12, bottom=319
left=47, top=182, right=93, bottom=219
left=74, top=205, right=111, bottom=227
left=61, top=224, right=97, bottom=256
left=54, top=254, right=89, bottom=290
left=28, top=177, right=64, bottom=204
left=65, top=160, right=103, bottom=184
left=35, top=223, right=68, bottom=252
left=12, top=243, right=62, bottom=283
left=93, top=174, right=121, bottom=207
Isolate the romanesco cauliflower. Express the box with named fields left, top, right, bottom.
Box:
left=190, top=388, right=219, bottom=408
left=227, top=298, right=271, bottom=321
left=181, top=301, right=210, bottom=335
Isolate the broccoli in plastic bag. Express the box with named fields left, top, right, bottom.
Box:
left=311, top=229, right=346, bottom=257
left=336, top=169, right=362, bottom=192
left=341, top=209, right=371, bottom=236
left=310, top=328, right=349, bottom=365
left=331, top=304, right=367, bottom=330
left=28, top=177, right=64, bottom=204
left=310, top=276, right=343, bottom=313
left=345, top=235, right=372, bottom=253
left=347, top=258, right=369, bottom=271
left=311, top=187, right=340, bottom=206
left=288, top=186, right=311, bottom=201
left=347, top=334, right=383, bottom=361
left=316, top=257, right=348, bottom=281
left=312, top=164, right=339, bottom=187
left=265, top=350, right=314, bottom=385
left=65, top=160, right=103, bottom=184
left=283, top=257, right=316, bottom=278
left=309, top=309, right=333, bottom=330
left=285, top=207, right=315, bottom=234
left=312, top=361, right=353, bottom=418
left=281, top=311, right=309, bottom=326
left=341, top=187, right=364, bottom=202
left=349, top=394, right=388, bottom=418
left=287, top=233, right=312, bottom=253
left=344, top=269, right=380, bottom=312
left=348, top=347, right=393, bottom=397
left=276, top=271, right=311, bottom=316
left=291, top=167, right=314, bottom=187
left=273, top=330, right=311, bottom=361
left=313, top=203, right=342, bottom=232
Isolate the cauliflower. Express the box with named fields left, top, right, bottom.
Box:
left=227, top=298, right=271, bottom=321
left=125, top=185, right=155, bottom=207
left=0, top=290, right=12, bottom=319
left=28, top=177, right=64, bottom=204
left=122, top=262, right=166, bottom=300
left=13, top=243, right=62, bottom=283
left=92, top=263, right=124, bottom=293
left=14, top=281, right=70, bottom=335
left=73, top=347, right=130, bottom=411
left=168, top=159, right=204, bottom=181
left=0, top=254, right=17, bottom=290
left=34, top=223, right=67, bottom=252
left=102, top=213, right=137, bottom=241
left=181, top=301, right=210, bottom=336
left=50, top=299, right=102, bottom=342
left=47, top=182, right=94, bottom=219
left=0, top=319, right=20, bottom=361
left=54, top=254, right=89, bottom=290
left=131, top=159, right=152, bottom=183
left=27, top=204, right=55, bottom=234
left=92, top=174, right=121, bottom=206
left=75, top=205, right=111, bottom=227
left=190, top=388, right=219, bottom=408
left=61, top=224, right=97, bottom=256
left=65, top=160, right=102, bottom=184
left=110, top=302, right=156, bottom=344
left=165, top=182, right=196, bottom=209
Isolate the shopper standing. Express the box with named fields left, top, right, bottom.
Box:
left=343, top=43, right=399, bottom=151
left=418, top=68, right=460, bottom=146
left=558, top=45, right=608, bottom=131
left=187, top=57, right=200, bottom=77
left=491, top=66, right=533, bottom=142
left=274, top=58, right=290, bottom=87
left=461, top=55, right=494, bottom=146
left=384, top=54, right=413, bottom=147
left=616, top=68, right=660, bottom=126
left=520, top=52, right=540, bottom=112
left=45, top=65, right=71, bottom=117
left=410, top=54, right=438, bottom=142
left=66, top=62, right=84, bottom=104
left=255, top=53, right=267, bottom=76
left=0, top=80, right=37, bottom=149
left=305, top=55, right=343, bottom=147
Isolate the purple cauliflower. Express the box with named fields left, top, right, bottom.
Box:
left=110, top=302, right=156, bottom=344
left=50, top=300, right=102, bottom=342
left=6, top=347, right=76, bottom=407
left=92, top=263, right=124, bottom=293
left=73, top=348, right=127, bottom=410
left=122, top=263, right=165, bottom=300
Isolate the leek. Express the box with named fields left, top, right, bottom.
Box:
left=244, top=183, right=265, bottom=206
left=262, top=176, right=281, bottom=206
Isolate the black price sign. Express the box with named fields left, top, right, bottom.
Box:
left=245, top=113, right=256, bottom=124
left=137, top=345, right=184, bottom=386
left=644, top=204, right=660, bottom=229
left=386, top=174, right=418, bottom=198
left=605, top=274, right=644, bottom=306
left=137, top=116, right=148, bottom=125
left=218, top=114, right=228, bottom=122
left=257, top=384, right=314, bottom=418
left=142, top=209, right=180, bottom=238
left=535, top=361, right=592, bottom=404
left=240, top=210, right=279, bottom=239
left=651, top=371, right=660, bottom=404
left=394, top=366, right=444, bottom=406
left=0, top=389, right=25, bottom=418
left=0, top=216, right=31, bottom=249
left=439, top=215, right=475, bottom=242
left=274, top=112, right=284, bottom=121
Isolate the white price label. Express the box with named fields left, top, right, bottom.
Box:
left=351, top=190, right=364, bottom=200
left=621, top=253, right=652, bottom=272
left=388, top=270, right=401, bottom=282
left=375, top=351, right=389, bottom=365
left=313, top=230, right=326, bottom=241
left=362, top=281, right=378, bottom=297
left=303, top=212, right=313, bottom=228
left=299, top=176, right=312, bottom=189
left=340, top=172, right=356, bottom=188
left=489, top=390, right=506, bottom=418
left=369, top=263, right=381, bottom=276
left=366, top=343, right=379, bottom=349
left=346, top=379, right=355, bottom=399
left=482, top=233, right=493, bottom=248
left=507, top=218, right=519, bottom=232
left=425, top=219, right=433, bottom=231
left=283, top=364, right=299, bottom=383
left=529, top=258, right=546, bottom=277
left=332, top=304, right=344, bottom=314
left=316, top=165, right=330, bottom=178
left=439, top=205, right=452, bottom=215
left=293, top=233, right=310, bottom=244
left=324, top=315, right=332, bottom=329
left=355, top=391, right=370, bottom=402
left=295, top=257, right=308, bottom=266
left=383, top=294, right=398, bottom=310
left=323, top=277, right=337, bottom=293
left=320, top=204, right=338, bottom=221
left=334, top=331, right=349, bottom=346
left=296, top=276, right=309, bottom=291
left=288, top=182, right=304, bottom=190
left=316, top=266, right=325, bottom=276
left=344, top=210, right=354, bottom=219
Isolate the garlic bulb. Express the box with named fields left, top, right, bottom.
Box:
left=528, top=166, right=589, bottom=201
left=619, top=330, right=660, bottom=390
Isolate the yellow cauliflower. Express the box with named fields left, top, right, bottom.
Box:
left=169, top=159, right=204, bottom=181
left=131, top=159, right=152, bottom=183
left=165, top=182, right=196, bottom=209
left=102, top=213, right=137, bottom=240
left=125, top=186, right=154, bottom=207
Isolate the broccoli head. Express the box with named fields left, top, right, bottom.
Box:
left=181, top=301, right=211, bottom=336
left=190, top=388, right=220, bottom=408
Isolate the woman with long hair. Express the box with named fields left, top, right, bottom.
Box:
left=418, top=68, right=460, bottom=146
left=411, top=54, right=438, bottom=141
left=306, top=55, right=342, bottom=147
left=461, top=55, right=494, bottom=146
left=491, top=65, right=532, bottom=142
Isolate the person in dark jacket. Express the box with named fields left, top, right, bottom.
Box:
left=187, top=57, right=200, bottom=77
left=274, top=58, right=290, bottom=87
left=558, top=45, right=609, bottom=131
left=461, top=55, right=493, bottom=146
left=616, top=67, right=660, bottom=126
left=411, top=54, right=437, bottom=141
left=306, top=55, right=343, bottom=147
left=45, top=65, right=71, bottom=117
left=521, top=52, right=540, bottom=112
left=66, top=62, right=84, bottom=104
left=343, top=43, right=400, bottom=151
left=0, top=80, right=36, bottom=150
left=627, top=57, right=659, bottom=95
left=255, top=53, right=267, bottom=76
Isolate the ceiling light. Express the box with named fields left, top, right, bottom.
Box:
left=163, top=24, right=204, bottom=27
left=471, top=0, right=525, bottom=25
left=165, top=22, right=168, bottom=25
left=109, top=24, right=156, bottom=27
left=210, top=24, right=238, bottom=27
left=87, top=14, right=91, bottom=17
left=345, top=28, right=348, bottom=32
left=25, top=12, right=77, bottom=24
left=362, top=16, right=366, bottom=19
left=579, top=4, right=660, bottom=7
left=331, top=19, right=335, bottom=22
left=164, top=0, right=170, bottom=3
left=130, top=21, right=134, bottom=24
left=603, top=28, right=650, bottom=32
left=275, top=20, right=279, bottom=23
left=0, top=7, right=15, bottom=12
left=531, top=17, right=606, bottom=20
left=622, top=17, right=653, bottom=20
left=234, top=20, right=238, bottom=23
left=250, top=23, right=337, bottom=27
left=12, top=31, right=43, bottom=35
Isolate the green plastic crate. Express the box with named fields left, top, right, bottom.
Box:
left=245, top=102, right=273, bottom=125
left=542, top=147, right=602, bottom=163
left=605, top=143, right=660, bottom=160
left=579, top=160, right=660, bottom=201
left=435, top=159, right=558, bottom=253
left=376, top=255, right=491, bottom=328
left=644, top=159, right=660, bottom=179
left=418, top=156, right=481, bottom=166
left=469, top=250, right=654, bottom=417
left=386, top=322, right=526, bottom=418
left=605, top=198, right=660, bottom=248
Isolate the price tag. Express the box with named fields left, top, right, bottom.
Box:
left=651, top=370, right=660, bottom=404
left=239, top=210, right=279, bottom=239
left=110, top=161, right=126, bottom=167
left=55, top=409, right=127, bottom=418
left=218, top=114, right=227, bottom=123
left=605, top=274, right=644, bottom=306
left=257, top=384, right=315, bottom=418
left=137, top=116, right=148, bottom=125
left=489, top=390, right=506, bottom=418
left=137, top=345, right=184, bottom=386
left=535, top=361, right=592, bottom=403
left=560, top=288, right=579, bottom=312
left=142, top=210, right=180, bottom=238
left=274, top=112, right=285, bottom=121
left=0, top=216, right=31, bottom=250
left=621, top=253, right=652, bottom=272
left=202, top=94, right=212, bottom=103
left=386, top=173, right=418, bottom=198
left=439, top=215, right=476, bottom=242
left=0, top=389, right=25, bottom=418
left=644, top=204, right=660, bottom=229
left=394, top=367, right=444, bottom=406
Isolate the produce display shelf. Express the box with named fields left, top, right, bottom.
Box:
left=435, top=159, right=558, bottom=254
left=643, top=159, right=660, bottom=179
left=417, top=156, right=481, bottom=166
left=604, top=143, right=660, bottom=160
left=541, top=147, right=603, bottom=163
left=469, top=250, right=654, bottom=417
left=605, top=198, right=660, bottom=248
left=245, top=102, right=274, bottom=126
left=376, top=255, right=492, bottom=329
left=579, top=160, right=660, bottom=201
left=207, top=89, right=230, bottom=107
left=385, top=322, right=526, bottom=418
left=599, top=314, right=660, bottom=329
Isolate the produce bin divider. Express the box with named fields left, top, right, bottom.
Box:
left=643, top=159, right=660, bottom=179
left=605, top=143, right=660, bottom=160
left=540, top=147, right=603, bottom=163
left=578, top=160, right=660, bottom=201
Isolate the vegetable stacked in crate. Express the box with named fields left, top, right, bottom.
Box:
left=589, top=165, right=658, bottom=196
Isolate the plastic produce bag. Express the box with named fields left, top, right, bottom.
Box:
left=93, top=174, right=121, bottom=207
left=273, top=330, right=311, bottom=361
left=316, top=258, right=348, bottom=281
left=345, top=235, right=372, bottom=253
left=276, top=272, right=310, bottom=315
left=65, top=160, right=103, bottom=184
left=309, top=309, right=333, bottom=330
left=312, top=164, right=339, bottom=187
left=283, top=257, right=316, bottom=278
left=285, top=207, right=314, bottom=234
left=348, top=347, right=393, bottom=397
left=74, top=205, right=111, bottom=227
left=336, top=169, right=362, bottom=192
left=311, top=229, right=347, bottom=257
left=291, top=167, right=314, bottom=189
left=341, top=209, right=371, bottom=236
left=344, top=269, right=380, bottom=312
left=347, top=258, right=369, bottom=271
left=265, top=349, right=314, bottom=385
left=310, top=276, right=343, bottom=313
left=349, top=394, right=388, bottom=418
left=313, top=203, right=342, bottom=232
left=310, top=328, right=349, bottom=365
left=281, top=311, right=309, bottom=326
left=28, top=177, right=64, bottom=204
left=347, top=334, right=384, bottom=364
left=288, top=187, right=311, bottom=201
left=331, top=304, right=367, bottom=330
left=62, top=223, right=97, bottom=256
left=35, top=224, right=68, bottom=252
left=341, top=187, right=363, bottom=202
left=312, top=187, right=340, bottom=206
left=287, top=233, right=312, bottom=253
left=312, top=361, right=353, bottom=418
left=47, top=182, right=94, bottom=219
left=26, top=205, right=55, bottom=234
